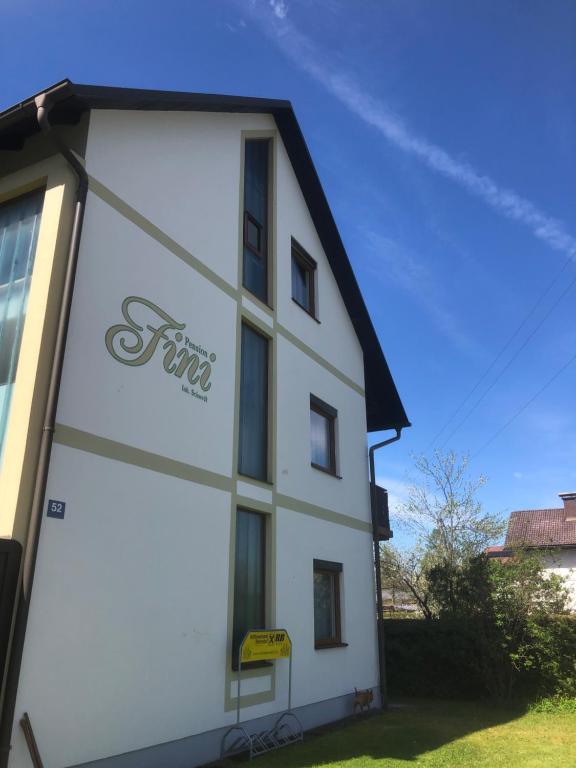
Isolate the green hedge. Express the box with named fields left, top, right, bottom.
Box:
left=384, top=616, right=576, bottom=701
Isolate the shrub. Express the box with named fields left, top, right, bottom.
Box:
left=384, top=618, right=484, bottom=699
left=384, top=615, right=576, bottom=701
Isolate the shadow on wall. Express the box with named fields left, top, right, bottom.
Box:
left=244, top=699, right=527, bottom=768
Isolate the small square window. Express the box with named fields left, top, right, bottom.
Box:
left=244, top=212, right=263, bottom=258
left=291, top=240, right=316, bottom=317
left=310, top=395, right=337, bottom=475
left=313, top=559, right=343, bottom=648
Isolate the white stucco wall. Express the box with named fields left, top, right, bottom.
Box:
left=85, top=109, right=365, bottom=387
left=275, top=508, right=379, bottom=705
left=276, top=334, right=370, bottom=520
left=9, top=109, right=380, bottom=768
left=544, top=549, right=576, bottom=611
left=56, top=191, right=237, bottom=476
left=83, top=109, right=260, bottom=291
left=12, top=446, right=232, bottom=767
left=274, top=136, right=365, bottom=388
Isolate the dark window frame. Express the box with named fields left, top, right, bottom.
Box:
left=310, top=394, right=337, bottom=476
left=238, top=322, right=270, bottom=483
left=291, top=239, right=317, bottom=318
left=242, top=138, right=272, bottom=306
left=244, top=211, right=265, bottom=260
left=313, top=559, right=345, bottom=649
left=232, top=508, right=270, bottom=671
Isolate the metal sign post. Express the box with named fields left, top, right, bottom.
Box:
left=221, top=628, right=303, bottom=760
left=236, top=634, right=245, bottom=727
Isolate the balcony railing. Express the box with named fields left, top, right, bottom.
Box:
left=370, top=483, right=393, bottom=541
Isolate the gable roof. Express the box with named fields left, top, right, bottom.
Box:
left=0, top=79, right=410, bottom=433
left=505, top=509, right=576, bottom=549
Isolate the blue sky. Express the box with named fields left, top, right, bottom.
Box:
left=2, top=0, right=575, bottom=541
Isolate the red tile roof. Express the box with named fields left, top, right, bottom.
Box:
left=505, top=508, right=576, bottom=548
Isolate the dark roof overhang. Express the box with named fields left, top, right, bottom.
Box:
left=0, top=80, right=410, bottom=432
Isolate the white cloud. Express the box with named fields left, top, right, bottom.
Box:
left=269, top=0, right=288, bottom=19
left=247, top=2, right=576, bottom=261
left=225, top=17, right=247, bottom=33
left=513, top=471, right=523, bottom=480
left=375, top=475, right=410, bottom=512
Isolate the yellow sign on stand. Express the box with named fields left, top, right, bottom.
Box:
left=240, top=630, right=292, bottom=663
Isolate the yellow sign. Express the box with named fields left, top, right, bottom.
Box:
left=240, top=630, right=291, bottom=663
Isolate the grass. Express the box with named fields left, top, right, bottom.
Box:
left=250, top=699, right=576, bottom=768
left=529, top=695, right=576, bottom=714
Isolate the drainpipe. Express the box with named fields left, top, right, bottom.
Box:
left=0, top=94, right=88, bottom=768
left=368, top=427, right=402, bottom=710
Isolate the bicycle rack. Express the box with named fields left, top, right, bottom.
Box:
left=220, top=725, right=251, bottom=758
left=220, top=630, right=303, bottom=760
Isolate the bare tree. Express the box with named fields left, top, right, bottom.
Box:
left=399, top=451, right=504, bottom=568
left=380, top=544, right=434, bottom=619
left=381, top=451, right=505, bottom=619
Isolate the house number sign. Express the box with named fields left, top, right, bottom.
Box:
left=47, top=500, right=66, bottom=519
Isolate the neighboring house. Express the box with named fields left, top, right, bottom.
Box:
left=488, top=492, right=576, bottom=610
left=0, top=81, right=409, bottom=768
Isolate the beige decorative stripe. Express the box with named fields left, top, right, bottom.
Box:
left=88, top=175, right=238, bottom=301
left=236, top=495, right=274, bottom=513
left=240, top=306, right=276, bottom=338
left=241, top=293, right=275, bottom=326
left=275, top=492, right=372, bottom=533
left=276, top=323, right=365, bottom=397
left=241, top=288, right=274, bottom=317
left=53, top=425, right=369, bottom=533
left=88, top=173, right=365, bottom=399
left=54, top=424, right=233, bottom=493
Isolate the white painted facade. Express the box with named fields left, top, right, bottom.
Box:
left=2, top=106, right=393, bottom=768
left=544, top=550, right=576, bottom=611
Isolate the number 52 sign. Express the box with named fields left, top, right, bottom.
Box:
left=47, top=499, right=66, bottom=519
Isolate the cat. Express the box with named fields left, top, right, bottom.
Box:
left=352, top=687, right=374, bottom=713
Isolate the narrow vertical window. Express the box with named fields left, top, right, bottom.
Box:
left=243, top=139, right=270, bottom=303
left=310, top=395, right=337, bottom=475
left=291, top=240, right=316, bottom=317
left=238, top=323, right=269, bottom=481
left=313, top=559, right=343, bottom=648
left=0, top=190, right=44, bottom=461
left=233, top=509, right=266, bottom=667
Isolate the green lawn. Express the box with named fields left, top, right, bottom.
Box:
left=252, top=699, right=576, bottom=768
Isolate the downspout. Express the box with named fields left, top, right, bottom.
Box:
left=368, top=427, right=402, bottom=710
left=0, top=94, right=88, bottom=768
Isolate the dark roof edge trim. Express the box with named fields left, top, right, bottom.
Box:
left=0, top=80, right=410, bottom=431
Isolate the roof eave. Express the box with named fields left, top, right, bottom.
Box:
left=0, top=80, right=410, bottom=432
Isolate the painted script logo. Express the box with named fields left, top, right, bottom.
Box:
left=105, top=296, right=216, bottom=395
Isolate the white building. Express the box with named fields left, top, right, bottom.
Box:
left=0, top=81, right=409, bottom=768
left=494, top=493, right=576, bottom=611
